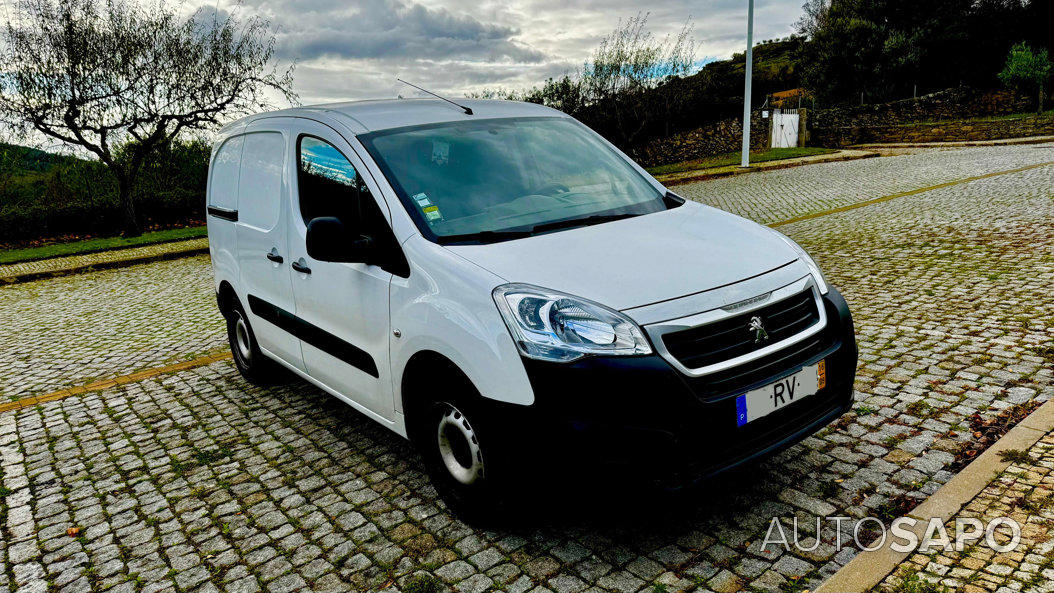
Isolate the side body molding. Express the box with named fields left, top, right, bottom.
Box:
left=247, top=294, right=380, bottom=378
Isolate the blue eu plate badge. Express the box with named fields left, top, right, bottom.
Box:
left=736, top=395, right=749, bottom=427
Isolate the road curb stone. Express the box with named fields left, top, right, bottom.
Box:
left=815, top=400, right=1054, bottom=592
left=0, top=238, right=209, bottom=284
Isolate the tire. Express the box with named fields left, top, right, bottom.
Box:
left=225, top=301, right=279, bottom=384
left=412, top=390, right=507, bottom=522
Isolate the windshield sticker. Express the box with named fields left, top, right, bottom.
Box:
left=422, top=205, right=443, bottom=222
left=412, top=193, right=442, bottom=222
left=431, top=141, right=449, bottom=165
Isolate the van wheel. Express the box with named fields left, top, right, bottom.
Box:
left=226, top=302, right=278, bottom=384
left=415, top=395, right=504, bottom=521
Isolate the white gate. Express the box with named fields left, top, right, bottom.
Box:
left=770, top=108, right=800, bottom=148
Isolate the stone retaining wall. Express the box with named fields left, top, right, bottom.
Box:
left=810, top=88, right=1031, bottom=129
left=812, top=114, right=1054, bottom=147
left=639, top=111, right=771, bottom=167
left=636, top=88, right=1048, bottom=163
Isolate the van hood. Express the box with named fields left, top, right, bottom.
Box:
left=443, top=202, right=798, bottom=311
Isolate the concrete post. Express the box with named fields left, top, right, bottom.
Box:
left=739, top=0, right=754, bottom=168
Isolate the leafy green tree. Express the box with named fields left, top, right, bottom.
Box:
left=796, top=0, right=975, bottom=104
left=0, top=138, right=210, bottom=241
left=999, top=42, right=1052, bottom=112
left=794, top=0, right=1054, bottom=105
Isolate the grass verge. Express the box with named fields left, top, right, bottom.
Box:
left=896, top=109, right=1054, bottom=127
left=646, top=147, right=838, bottom=177
left=0, top=225, right=207, bottom=265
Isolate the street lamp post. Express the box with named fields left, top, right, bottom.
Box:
left=740, top=0, right=755, bottom=168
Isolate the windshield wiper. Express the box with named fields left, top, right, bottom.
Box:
left=436, top=213, right=638, bottom=245
left=436, top=228, right=534, bottom=245
left=526, top=212, right=638, bottom=235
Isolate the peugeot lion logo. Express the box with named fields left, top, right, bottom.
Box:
left=749, top=316, right=769, bottom=344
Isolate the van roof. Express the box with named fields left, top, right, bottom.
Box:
left=222, top=98, right=566, bottom=135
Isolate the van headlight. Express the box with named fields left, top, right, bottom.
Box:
left=773, top=231, right=830, bottom=295
left=493, top=283, right=652, bottom=362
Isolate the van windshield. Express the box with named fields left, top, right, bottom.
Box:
left=359, top=117, right=670, bottom=244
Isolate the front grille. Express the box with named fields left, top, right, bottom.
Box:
left=691, top=334, right=829, bottom=399
left=661, top=289, right=820, bottom=370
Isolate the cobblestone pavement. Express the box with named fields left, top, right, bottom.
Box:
left=651, top=149, right=875, bottom=186
left=677, top=142, right=1054, bottom=224
left=0, top=238, right=209, bottom=284
left=877, top=431, right=1054, bottom=593
left=0, top=254, right=225, bottom=400
left=1, top=146, right=1052, bottom=593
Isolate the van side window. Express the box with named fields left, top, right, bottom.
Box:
left=238, top=132, right=285, bottom=229
left=296, top=135, right=409, bottom=277
left=209, top=135, right=243, bottom=211
left=297, top=136, right=373, bottom=230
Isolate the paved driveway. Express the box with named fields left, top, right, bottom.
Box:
left=1, top=144, right=1052, bottom=593
left=0, top=255, right=224, bottom=400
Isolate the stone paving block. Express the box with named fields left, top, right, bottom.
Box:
left=1, top=145, right=1052, bottom=593
left=0, top=254, right=225, bottom=400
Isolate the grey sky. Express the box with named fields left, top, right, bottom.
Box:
left=217, top=0, right=804, bottom=105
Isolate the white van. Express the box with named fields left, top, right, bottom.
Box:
left=207, top=99, right=857, bottom=514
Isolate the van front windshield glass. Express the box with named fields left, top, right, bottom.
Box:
left=359, top=117, right=668, bottom=243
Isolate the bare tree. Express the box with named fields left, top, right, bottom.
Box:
left=0, top=0, right=296, bottom=236
left=581, top=13, right=695, bottom=150
left=795, top=0, right=831, bottom=39
left=472, top=13, right=695, bottom=155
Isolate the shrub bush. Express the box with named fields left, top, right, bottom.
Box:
left=0, top=139, right=208, bottom=242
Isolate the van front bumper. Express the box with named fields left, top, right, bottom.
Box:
left=479, top=286, right=857, bottom=488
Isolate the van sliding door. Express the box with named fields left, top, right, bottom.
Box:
left=235, top=126, right=304, bottom=370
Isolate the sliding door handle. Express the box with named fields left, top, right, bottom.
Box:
left=266, top=249, right=284, bottom=264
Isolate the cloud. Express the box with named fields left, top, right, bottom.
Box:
left=214, top=0, right=802, bottom=104
left=259, top=0, right=545, bottom=63
left=292, top=58, right=571, bottom=105
left=188, top=4, right=231, bottom=28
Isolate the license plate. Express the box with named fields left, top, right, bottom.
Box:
left=735, top=360, right=826, bottom=426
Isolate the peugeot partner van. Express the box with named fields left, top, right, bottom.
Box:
left=207, top=99, right=857, bottom=514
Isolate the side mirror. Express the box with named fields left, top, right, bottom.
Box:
left=306, top=216, right=373, bottom=264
